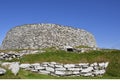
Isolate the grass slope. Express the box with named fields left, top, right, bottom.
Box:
left=0, top=49, right=120, bottom=79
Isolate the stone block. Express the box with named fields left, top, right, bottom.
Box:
left=72, top=71, right=80, bottom=75
left=1, top=62, right=12, bottom=69
left=20, top=64, right=31, bottom=69
left=55, top=67, right=66, bottom=71
left=90, top=64, right=94, bottom=67
left=67, top=67, right=81, bottom=71
left=34, top=66, right=45, bottom=70
left=55, top=71, right=65, bottom=76
left=93, top=69, right=106, bottom=75
left=9, top=62, right=20, bottom=76
left=42, top=64, right=48, bottom=67
left=46, top=67, right=54, bottom=72
left=93, top=62, right=98, bottom=66
left=81, top=67, right=93, bottom=73
left=104, top=62, right=109, bottom=68
left=98, top=62, right=105, bottom=67
left=48, top=64, right=54, bottom=67
left=65, top=71, right=73, bottom=75
left=0, top=68, right=6, bottom=75
left=64, top=64, right=75, bottom=68
left=31, top=69, right=38, bottom=72
left=55, top=64, right=63, bottom=68
left=79, top=63, right=89, bottom=66
left=31, top=63, right=40, bottom=66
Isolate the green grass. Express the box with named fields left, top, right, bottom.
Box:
left=0, top=49, right=120, bottom=79
left=75, top=45, right=91, bottom=48
left=18, top=50, right=109, bottom=63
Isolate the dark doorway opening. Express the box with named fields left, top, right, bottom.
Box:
left=67, top=48, right=73, bottom=52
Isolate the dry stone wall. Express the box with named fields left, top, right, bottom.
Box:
left=20, top=62, right=109, bottom=77
left=0, top=50, right=45, bottom=60
left=1, top=23, right=97, bottom=49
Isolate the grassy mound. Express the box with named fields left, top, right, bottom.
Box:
left=0, top=49, right=120, bottom=79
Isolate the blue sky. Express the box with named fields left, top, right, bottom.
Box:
left=0, top=0, right=120, bottom=49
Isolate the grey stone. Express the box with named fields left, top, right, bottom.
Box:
left=98, top=62, right=105, bottom=67
left=64, top=64, right=75, bottom=68
left=93, top=70, right=106, bottom=75
left=20, top=64, right=31, bottom=69
left=65, top=71, right=73, bottom=75
left=67, top=68, right=81, bottom=71
left=79, top=63, right=89, bottom=66
left=55, top=64, right=63, bottom=68
left=34, top=66, right=45, bottom=70
left=48, top=64, right=55, bottom=67
left=42, top=64, right=48, bottom=67
left=46, top=67, right=54, bottom=72
left=104, top=62, right=109, bottom=68
left=72, top=71, right=80, bottom=75
left=93, top=62, right=98, bottom=66
left=81, top=67, right=93, bottom=73
left=31, top=63, right=40, bottom=66
left=55, top=71, right=65, bottom=76
left=0, top=68, right=6, bottom=75
left=9, top=62, right=20, bottom=75
left=31, top=69, right=38, bottom=72
left=55, top=67, right=66, bottom=71
left=1, top=23, right=97, bottom=50
left=1, top=62, right=12, bottom=69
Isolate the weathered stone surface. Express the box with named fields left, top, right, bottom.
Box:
left=1, top=23, right=97, bottom=50
left=104, top=62, right=109, bottom=68
left=34, top=66, right=45, bottom=70
left=55, top=71, right=65, bottom=76
left=64, top=64, right=75, bottom=68
left=98, top=62, right=105, bottom=67
left=46, top=67, right=54, bottom=72
left=1, top=62, right=12, bottom=69
left=93, top=70, right=106, bottom=75
left=31, top=63, right=40, bottom=66
left=55, top=67, right=66, bottom=71
left=55, top=64, right=63, bottom=68
left=18, top=62, right=109, bottom=77
left=9, top=62, right=20, bottom=75
left=20, top=64, right=31, bottom=69
left=67, top=68, right=81, bottom=71
left=72, top=71, right=80, bottom=75
left=0, top=67, right=6, bottom=75
left=0, top=53, right=21, bottom=60
left=79, top=63, right=89, bottom=66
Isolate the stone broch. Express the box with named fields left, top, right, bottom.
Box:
left=1, top=23, right=97, bottom=49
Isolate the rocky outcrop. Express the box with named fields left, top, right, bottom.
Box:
left=1, top=23, right=97, bottom=49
